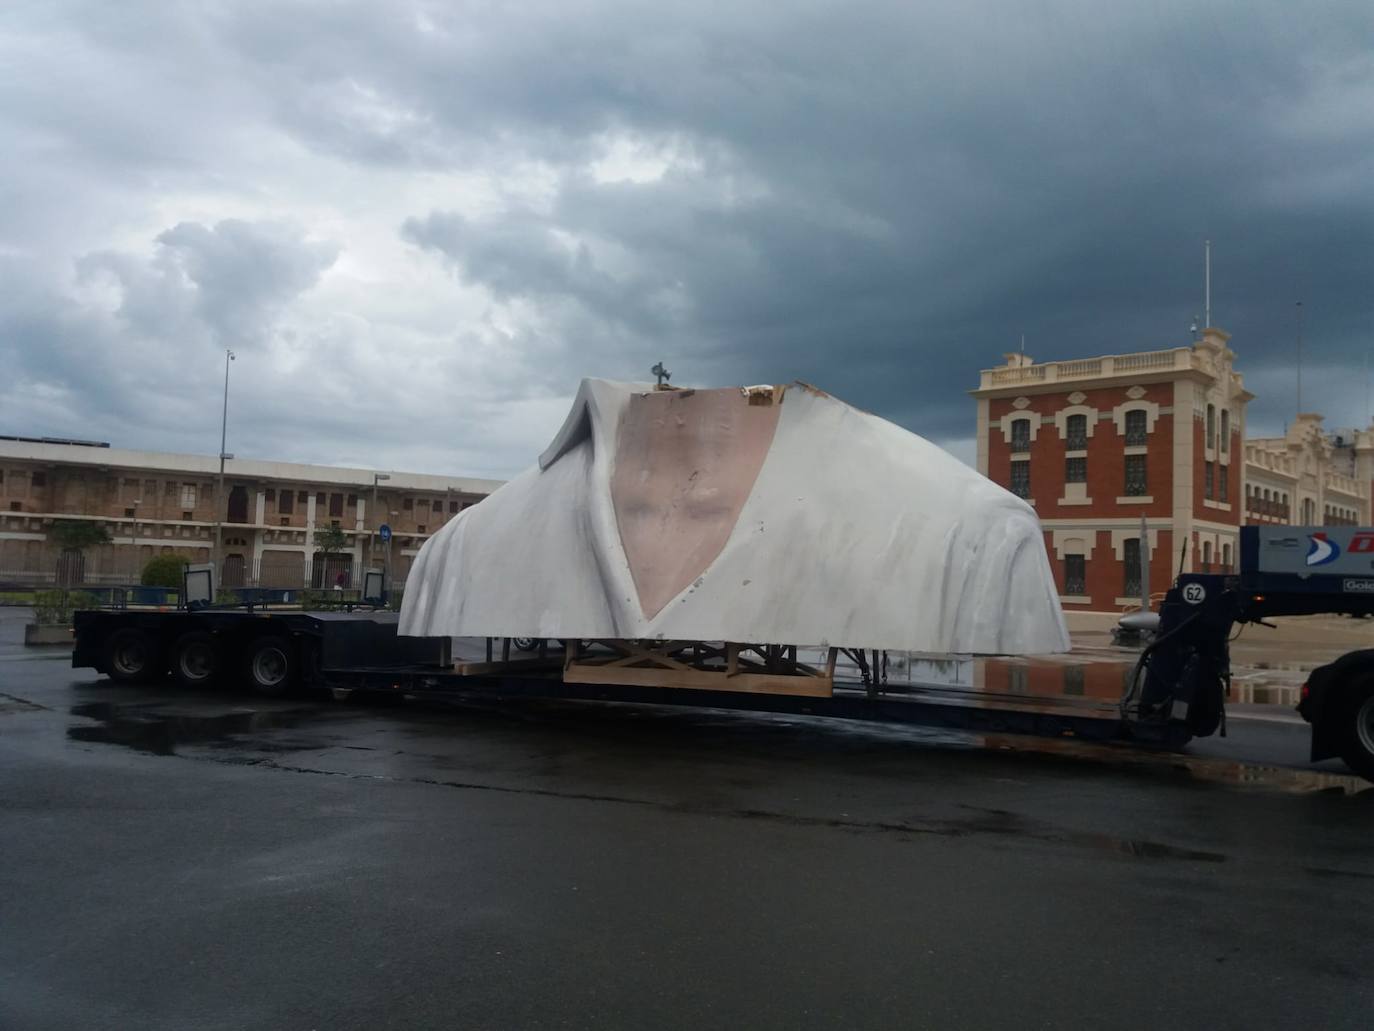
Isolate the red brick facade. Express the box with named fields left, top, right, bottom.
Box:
left=973, top=329, right=1250, bottom=612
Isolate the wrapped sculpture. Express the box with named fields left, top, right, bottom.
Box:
left=400, top=379, right=1069, bottom=655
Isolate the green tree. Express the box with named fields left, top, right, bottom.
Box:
left=316, top=524, right=347, bottom=557
left=315, top=525, right=348, bottom=587
left=49, top=519, right=112, bottom=551
left=141, top=554, right=191, bottom=588
left=48, top=519, right=112, bottom=588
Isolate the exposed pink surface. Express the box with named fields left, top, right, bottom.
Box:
left=611, top=387, right=782, bottom=618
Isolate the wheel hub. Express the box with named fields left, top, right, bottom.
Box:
left=253, top=648, right=287, bottom=685
left=181, top=645, right=213, bottom=680
left=1357, top=694, right=1374, bottom=758
left=114, top=644, right=144, bottom=675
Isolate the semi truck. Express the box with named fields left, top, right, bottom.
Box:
left=70, top=526, right=1374, bottom=782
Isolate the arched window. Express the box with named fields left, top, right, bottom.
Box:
left=1065, top=413, right=1088, bottom=450
left=1220, top=410, right=1230, bottom=452
left=1124, top=409, right=1148, bottom=446
left=1010, top=418, right=1031, bottom=453
left=1206, top=405, right=1216, bottom=449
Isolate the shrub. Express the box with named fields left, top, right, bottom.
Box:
left=32, top=589, right=101, bottom=625
left=141, top=554, right=191, bottom=588
left=301, top=588, right=357, bottom=610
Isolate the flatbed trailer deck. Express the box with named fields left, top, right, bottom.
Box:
left=71, top=608, right=1186, bottom=752
left=324, top=657, right=1189, bottom=747
left=68, top=525, right=1374, bottom=782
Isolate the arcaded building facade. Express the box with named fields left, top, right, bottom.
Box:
left=0, top=436, right=503, bottom=590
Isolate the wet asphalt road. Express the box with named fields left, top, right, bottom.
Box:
left=2, top=609, right=1372, bottom=1030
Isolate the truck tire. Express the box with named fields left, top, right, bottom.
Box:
left=171, top=631, right=219, bottom=690
left=1339, top=687, right=1374, bottom=782
left=104, top=627, right=160, bottom=683
left=513, top=637, right=541, bottom=652
left=246, top=635, right=295, bottom=697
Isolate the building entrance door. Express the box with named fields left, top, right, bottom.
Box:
left=222, top=553, right=245, bottom=589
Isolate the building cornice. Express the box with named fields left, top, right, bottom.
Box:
left=970, top=337, right=1255, bottom=402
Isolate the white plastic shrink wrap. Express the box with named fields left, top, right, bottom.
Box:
left=400, top=379, right=1069, bottom=655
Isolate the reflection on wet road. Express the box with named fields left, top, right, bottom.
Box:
left=3, top=608, right=1374, bottom=1030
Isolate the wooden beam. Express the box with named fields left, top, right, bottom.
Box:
left=564, top=661, right=832, bottom=698
left=454, top=657, right=563, bottom=676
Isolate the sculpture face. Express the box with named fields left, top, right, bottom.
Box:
left=611, top=387, right=782, bottom=619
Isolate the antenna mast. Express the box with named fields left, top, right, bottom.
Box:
left=1204, top=239, right=1211, bottom=329
left=1296, top=301, right=1304, bottom=415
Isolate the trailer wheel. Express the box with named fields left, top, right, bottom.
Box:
left=104, top=627, right=160, bottom=683
left=171, top=631, right=219, bottom=690
left=246, top=635, right=295, bottom=697
left=513, top=637, right=541, bottom=652
left=1338, top=687, right=1374, bottom=782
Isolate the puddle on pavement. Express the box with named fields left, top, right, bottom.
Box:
left=974, top=732, right=1372, bottom=795
left=68, top=701, right=315, bottom=755
left=64, top=689, right=1371, bottom=797
left=952, top=805, right=1227, bottom=862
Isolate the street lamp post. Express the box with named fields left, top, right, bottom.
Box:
left=370, top=472, right=391, bottom=574
left=213, top=349, right=236, bottom=584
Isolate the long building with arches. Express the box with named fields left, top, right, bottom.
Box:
left=0, top=436, right=502, bottom=591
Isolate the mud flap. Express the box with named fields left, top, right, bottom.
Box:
left=1173, top=654, right=1225, bottom=739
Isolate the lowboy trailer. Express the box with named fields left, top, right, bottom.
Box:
left=70, top=526, right=1374, bottom=783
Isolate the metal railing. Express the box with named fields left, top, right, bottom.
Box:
left=980, top=348, right=1190, bottom=389
left=0, top=555, right=409, bottom=596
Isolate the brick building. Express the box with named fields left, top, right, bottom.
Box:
left=972, top=327, right=1253, bottom=611
left=972, top=326, right=1374, bottom=612
left=0, top=436, right=503, bottom=590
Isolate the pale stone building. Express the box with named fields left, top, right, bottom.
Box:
left=0, top=435, right=503, bottom=590
left=1244, top=416, right=1372, bottom=527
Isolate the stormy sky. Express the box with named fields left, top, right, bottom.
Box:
left=2, top=1, right=1371, bottom=478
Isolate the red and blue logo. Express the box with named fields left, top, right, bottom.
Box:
left=1306, top=532, right=1341, bottom=566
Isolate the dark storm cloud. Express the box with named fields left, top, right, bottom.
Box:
left=2, top=0, right=1372, bottom=475
left=2, top=221, right=339, bottom=453
left=152, top=220, right=341, bottom=348
left=295, top=0, right=1372, bottom=438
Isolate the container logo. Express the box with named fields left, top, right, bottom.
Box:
left=1306, top=532, right=1340, bottom=566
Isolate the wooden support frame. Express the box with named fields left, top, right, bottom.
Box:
left=562, top=640, right=838, bottom=698
left=458, top=638, right=562, bottom=676
left=452, top=639, right=840, bottom=699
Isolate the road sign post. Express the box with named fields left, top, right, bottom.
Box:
left=378, top=524, right=392, bottom=596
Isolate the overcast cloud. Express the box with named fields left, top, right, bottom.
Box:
left=2, top=1, right=1371, bottom=477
